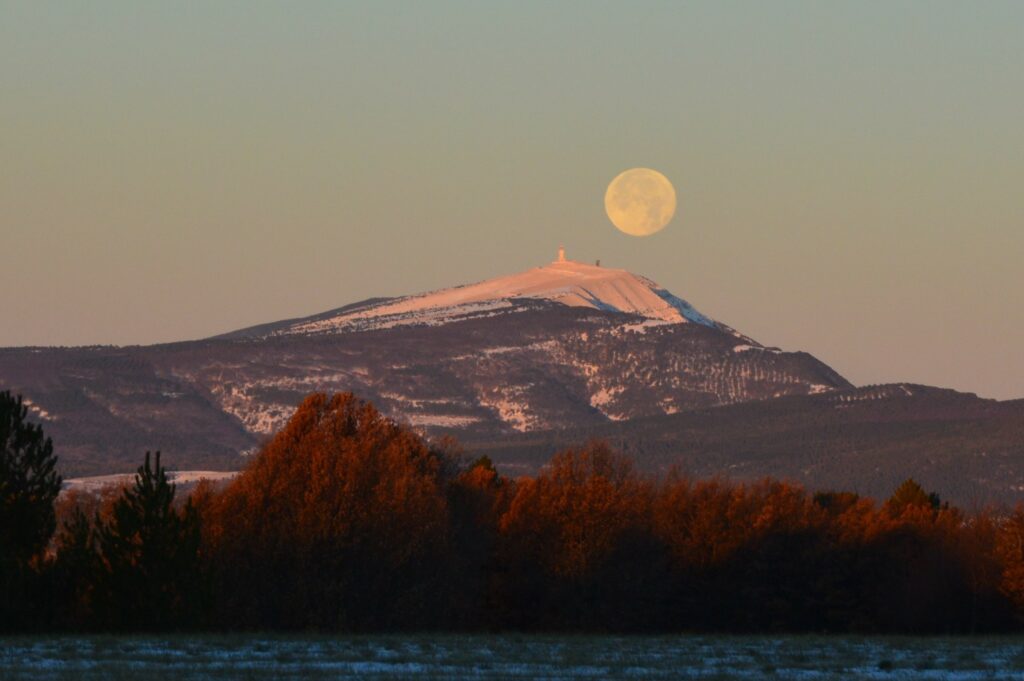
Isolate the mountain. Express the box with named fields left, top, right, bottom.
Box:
left=0, top=252, right=849, bottom=476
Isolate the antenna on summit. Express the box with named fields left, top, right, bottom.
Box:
left=557, top=245, right=566, bottom=263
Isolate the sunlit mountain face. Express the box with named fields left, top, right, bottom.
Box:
left=220, top=254, right=721, bottom=337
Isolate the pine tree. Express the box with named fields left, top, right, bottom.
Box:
left=51, top=507, right=100, bottom=629
left=202, top=393, right=451, bottom=630
left=94, top=451, right=204, bottom=630
left=887, top=478, right=943, bottom=515
left=0, top=391, right=63, bottom=629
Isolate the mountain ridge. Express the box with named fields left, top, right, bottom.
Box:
left=462, top=382, right=1024, bottom=504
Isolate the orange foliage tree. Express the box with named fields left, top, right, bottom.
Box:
left=652, top=476, right=834, bottom=630
left=496, top=441, right=669, bottom=630
left=200, top=393, right=453, bottom=630
left=996, top=505, right=1024, bottom=623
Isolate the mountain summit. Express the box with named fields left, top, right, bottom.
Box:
left=315, top=253, right=714, bottom=326
left=0, top=252, right=851, bottom=475
left=226, top=250, right=718, bottom=338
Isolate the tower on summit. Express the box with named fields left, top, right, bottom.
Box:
left=557, top=245, right=566, bottom=263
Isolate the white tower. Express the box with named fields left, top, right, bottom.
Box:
left=557, top=245, right=566, bottom=263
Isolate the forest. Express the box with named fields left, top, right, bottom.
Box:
left=3, top=389, right=1024, bottom=634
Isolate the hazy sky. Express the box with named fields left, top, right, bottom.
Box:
left=2, top=2, right=1022, bottom=399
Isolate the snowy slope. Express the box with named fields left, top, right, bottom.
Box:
left=281, top=256, right=716, bottom=336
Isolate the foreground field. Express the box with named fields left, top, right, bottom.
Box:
left=3, top=634, right=1024, bottom=680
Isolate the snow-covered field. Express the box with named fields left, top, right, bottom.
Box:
left=2, top=634, right=1024, bottom=680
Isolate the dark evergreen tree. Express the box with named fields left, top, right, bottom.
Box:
left=887, top=478, right=943, bottom=514
left=50, top=507, right=100, bottom=630
left=0, top=390, right=62, bottom=630
left=94, top=451, right=205, bottom=630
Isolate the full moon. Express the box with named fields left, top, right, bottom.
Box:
left=604, top=168, right=677, bottom=237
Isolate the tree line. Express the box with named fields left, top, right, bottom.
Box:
left=4, top=389, right=1024, bottom=633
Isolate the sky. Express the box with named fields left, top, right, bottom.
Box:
left=1, top=2, right=1022, bottom=399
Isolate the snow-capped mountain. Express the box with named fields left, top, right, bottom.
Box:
left=222, top=252, right=719, bottom=338
left=0, top=252, right=851, bottom=475
left=296, top=258, right=716, bottom=332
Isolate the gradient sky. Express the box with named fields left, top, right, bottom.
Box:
left=2, top=2, right=1022, bottom=399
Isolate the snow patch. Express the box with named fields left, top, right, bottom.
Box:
left=63, top=471, right=238, bottom=494
left=22, top=397, right=56, bottom=421
left=733, top=344, right=780, bottom=354
left=287, top=300, right=517, bottom=335
left=620, top=319, right=673, bottom=334
left=477, top=386, right=538, bottom=432
left=590, top=386, right=622, bottom=409
left=404, top=414, right=481, bottom=427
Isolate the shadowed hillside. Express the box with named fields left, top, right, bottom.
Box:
left=463, top=384, right=1024, bottom=505
left=0, top=303, right=847, bottom=476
